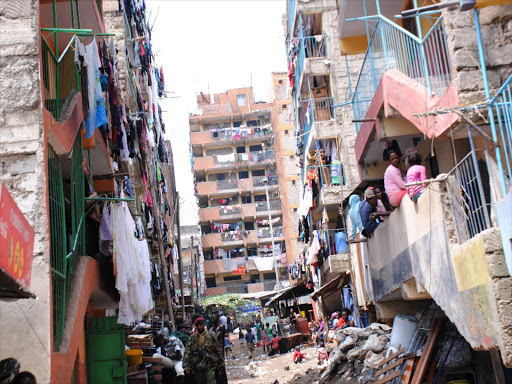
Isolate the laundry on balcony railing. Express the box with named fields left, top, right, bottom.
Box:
left=214, top=150, right=275, bottom=164
left=219, top=204, right=240, bottom=215
left=210, top=124, right=272, bottom=140
left=253, top=175, right=278, bottom=187
left=256, top=217, right=281, bottom=227
left=221, top=231, right=244, bottom=242
left=351, top=15, right=452, bottom=132
left=213, top=247, right=246, bottom=260
left=223, top=256, right=246, bottom=272
left=259, top=243, right=282, bottom=256
left=212, top=221, right=243, bottom=233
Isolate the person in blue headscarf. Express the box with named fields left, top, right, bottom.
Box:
left=348, top=194, right=363, bottom=240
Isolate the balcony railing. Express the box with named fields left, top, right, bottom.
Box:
left=258, top=227, right=284, bottom=238
left=488, top=75, right=512, bottom=195
left=217, top=179, right=238, bottom=190
left=41, top=33, right=80, bottom=121
left=256, top=200, right=282, bottom=212
left=221, top=231, right=243, bottom=242
left=213, top=150, right=275, bottom=165
left=352, top=16, right=452, bottom=132
left=311, top=97, right=334, bottom=122
left=253, top=175, right=278, bottom=187
left=219, top=205, right=241, bottom=216
left=444, top=150, right=491, bottom=243
left=210, top=125, right=272, bottom=140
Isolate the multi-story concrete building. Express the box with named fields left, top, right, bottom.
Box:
left=287, top=0, right=512, bottom=372
left=190, top=87, right=292, bottom=296
left=176, top=225, right=205, bottom=305
left=0, top=1, right=179, bottom=382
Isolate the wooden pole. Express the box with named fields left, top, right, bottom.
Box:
left=176, top=192, right=186, bottom=318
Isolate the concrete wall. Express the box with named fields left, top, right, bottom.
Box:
left=0, top=0, right=51, bottom=382
left=442, top=3, right=512, bottom=108
left=367, top=182, right=512, bottom=366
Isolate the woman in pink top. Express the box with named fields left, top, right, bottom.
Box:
left=384, top=151, right=407, bottom=207
left=406, top=151, right=427, bottom=202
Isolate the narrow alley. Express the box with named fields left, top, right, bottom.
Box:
left=1, top=0, right=512, bottom=383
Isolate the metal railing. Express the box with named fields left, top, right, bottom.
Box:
left=311, top=97, right=334, bottom=122
left=48, top=132, right=85, bottom=350
left=217, top=179, right=238, bottom=190
left=253, top=175, right=279, bottom=187
left=212, top=150, right=275, bottom=164
left=221, top=231, right=243, bottom=242
left=304, top=35, right=327, bottom=59
left=256, top=200, right=282, bottom=212
left=219, top=205, right=241, bottom=216
left=258, top=227, right=284, bottom=238
left=445, top=150, right=490, bottom=243
left=488, top=74, right=512, bottom=195
left=41, top=33, right=80, bottom=121
left=210, top=125, right=272, bottom=140
left=352, top=16, right=452, bottom=132
left=288, top=0, right=297, bottom=36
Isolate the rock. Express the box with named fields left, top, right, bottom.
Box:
left=347, top=346, right=364, bottom=361
left=369, top=323, right=392, bottom=332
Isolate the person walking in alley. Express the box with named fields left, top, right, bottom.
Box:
left=245, top=327, right=256, bottom=358
left=384, top=150, right=407, bottom=207
left=264, top=322, right=273, bottom=352
left=360, top=188, right=390, bottom=237
left=223, top=334, right=235, bottom=360
left=183, top=317, right=224, bottom=384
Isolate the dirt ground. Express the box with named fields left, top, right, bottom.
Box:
left=225, top=335, right=325, bottom=384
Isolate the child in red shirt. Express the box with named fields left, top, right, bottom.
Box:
left=293, top=346, right=305, bottom=364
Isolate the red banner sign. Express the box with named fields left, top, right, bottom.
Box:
left=0, top=182, right=35, bottom=290
left=233, top=265, right=246, bottom=275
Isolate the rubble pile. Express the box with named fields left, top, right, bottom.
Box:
left=321, top=323, right=392, bottom=383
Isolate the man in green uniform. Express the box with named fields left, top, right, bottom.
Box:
left=183, top=317, right=224, bottom=384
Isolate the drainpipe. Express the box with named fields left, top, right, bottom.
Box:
left=473, top=8, right=507, bottom=195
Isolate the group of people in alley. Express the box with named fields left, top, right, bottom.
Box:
left=349, top=147, right=428, bottom=239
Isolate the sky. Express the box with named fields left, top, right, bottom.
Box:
left=146, top=0, right=288, bottom=225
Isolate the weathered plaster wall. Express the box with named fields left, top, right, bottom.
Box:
left=442, top=3, right=512, bottom=107
left=367, top=183, right=512, bottom=366
left=0, top=0, right=51, bottom=382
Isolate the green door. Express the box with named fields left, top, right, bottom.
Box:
left=86, top=317, right=127, bottom=384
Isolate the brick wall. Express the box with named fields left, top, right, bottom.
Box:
left=442, top=4, right=512, bottom=107
left=0, top=0, right=51, bottom=382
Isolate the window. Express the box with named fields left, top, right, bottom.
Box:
left=239, top=171, right=249, bottom=179
left=233, top=120, right=242, bottom=128
left=285, top=130, right=289, bottom=135
left=263, top=273, right=275, bottom=280
left=224, top=275, right=242, bottom=281
left=203, top=250, right=214, bottom=260
left=254, top=195, right=266, bottom=202
left=292, top=180, right=296, bottom=185
left=241, top=195, right=251, bottom=204
left=197, top=175, right=206, bottom=183
left=244, top=221, right=255, bottom=231
left=212, top=132, right=219, bottom=138
left=282, top=104, right=287, bottom=109
left=250, top=274, right=261, bottom=283
left=247, top=247, right=258, bottom=257
left=237, top=94, right=246, bottom=106
left=201, top=225, right=212, bottom=235
left=206, top=277, right=217, bottom=288
left=293, top=208, right=298, bottom=212
left=249, top=144, right=262, bottom=152
left=278, top=79, right=283, bottom=84
left=290, top=155, right=295, bottom=160
left=216, top=173, right=227, bottom=181
left=236, top=146, right=246, bottom=153
left=252, top=169, right=265, bottom=177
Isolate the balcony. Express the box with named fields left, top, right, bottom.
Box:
left=258, top=226, right=284, bottom=239
left=199, top=201, right=282, bottom=222
left=201, top=230, right=258, bottom=248
left=317, top=230, right=350, bottom=281
left=363, top=154, right=511, bottom=363
left=194, top=150, right=276, bottom=172
left=253, top=175, right=279, bottom=188
left=190, top=125, right=272, bottom=147
left=351, top=16, right=453, bottom=133
left=217, top=178, right=238, bottom=191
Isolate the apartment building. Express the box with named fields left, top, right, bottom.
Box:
left=0, top=1, right=179, bottom=382
left=288, top=0, right=512, bottom=371
left=190, top=87, right=292, bottom=296
left=176, top=225, right=205, bottom=306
